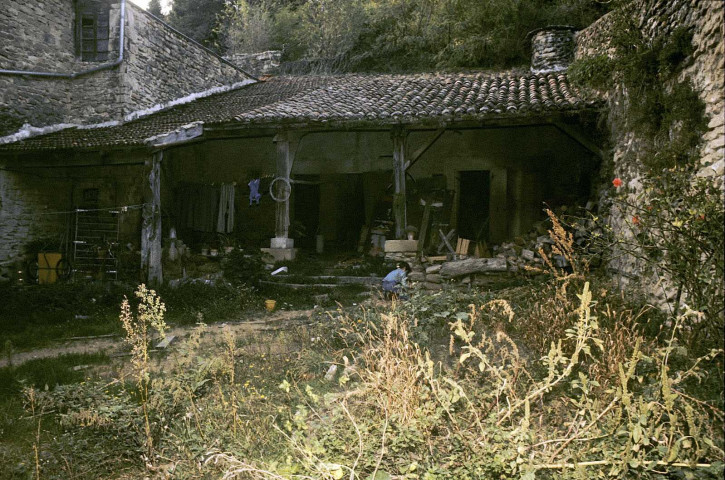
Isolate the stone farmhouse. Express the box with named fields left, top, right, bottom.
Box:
left=0, top=0, right=720, bottom=285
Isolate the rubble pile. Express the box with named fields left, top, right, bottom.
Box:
left=383, top=209, right=593, bottom=291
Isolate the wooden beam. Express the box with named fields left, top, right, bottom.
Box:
left=553, top=121, right=604, bottom=159
left=141, top=151, right=163, bottom=284
left=145, top=122, right=203, bottom=147
left=391, top=127, right=407, bottom=239
left=404, top=128, right=445, bottom=171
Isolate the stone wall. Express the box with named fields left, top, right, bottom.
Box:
left=0, top=156, right=145, bottom=282
left=0, top=0, right=75, bottom=135
left=224, top=51, right=281, bottom=77
left=0, top=1, right=253, bottom=136
left=576, top=0, right=724, bottom=185
left=575, top=0, right=724, bottom=304
left=121, top=5, right=253, bottom=116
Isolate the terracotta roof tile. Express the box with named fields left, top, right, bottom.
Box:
left=1, top=71, right=598, bottom=152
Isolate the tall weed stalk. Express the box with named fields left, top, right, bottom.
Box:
left=119, top=284, right=167, bottom=463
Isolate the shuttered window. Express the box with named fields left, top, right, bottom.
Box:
left=75, top=1, right=110, bottom=62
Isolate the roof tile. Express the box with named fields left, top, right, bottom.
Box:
left=1, top=71, right=599, bottom=152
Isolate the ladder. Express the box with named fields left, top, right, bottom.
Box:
left=72, top=208, right=120, bottom=281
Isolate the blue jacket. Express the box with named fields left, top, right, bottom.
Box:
left=382, top=268, right=408, bottom=291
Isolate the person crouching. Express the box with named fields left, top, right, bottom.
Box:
left=382, top=262, right=411, bottom=300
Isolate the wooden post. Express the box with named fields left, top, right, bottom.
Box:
left=417, top=201, right=431, bottom=256
left=141, top=151, right=163, bottom=284
left=272, top=131, right=301, bottom=246
left=489, top=167, right=508, bottom=244
left=391, top=128, right=407, bottom=239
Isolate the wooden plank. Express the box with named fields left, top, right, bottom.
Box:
left=553, top=122, right=604, bottom=159
left=456, top=238, right=470, bottom=255
left=357, top=225, right=369, bottom=253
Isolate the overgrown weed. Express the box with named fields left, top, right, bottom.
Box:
left=8, top=218, right=723, bottom=479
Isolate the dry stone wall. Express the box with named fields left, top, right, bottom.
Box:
left=575, top=0, right=724, bottom=302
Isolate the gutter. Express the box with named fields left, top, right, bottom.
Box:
left=0, top=0, right=126, bottom=79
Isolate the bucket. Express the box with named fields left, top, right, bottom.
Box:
left=264, top=299, right=276, bottom=312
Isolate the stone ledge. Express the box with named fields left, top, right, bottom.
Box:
left=384, top=239, right=418, bottom=252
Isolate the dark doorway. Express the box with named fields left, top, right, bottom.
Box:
left=293, top=175, right=320, bottom=249
left=458, top=170, right=490, bottom=243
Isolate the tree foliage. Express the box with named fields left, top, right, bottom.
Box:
left=166, top=0, right=226, bottom=50
left=177, top=0, right=611, bottom=71
left=147, top=0, right=163, bottom=17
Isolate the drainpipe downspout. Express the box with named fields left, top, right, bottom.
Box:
left=0, top=0, right=126, bottom=79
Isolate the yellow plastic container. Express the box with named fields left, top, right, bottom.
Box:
left=264, top=299, right=276, bottom=312
left=38, top=252, right=62, bottom=284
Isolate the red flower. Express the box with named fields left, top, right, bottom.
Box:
left=612, top=178, right=623, bottom=188
left=632, top=216, right=640, bottom=225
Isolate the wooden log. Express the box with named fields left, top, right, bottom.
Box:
left=440, top=257, right=507, bottom=278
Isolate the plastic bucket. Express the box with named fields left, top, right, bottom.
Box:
left=264, top=299, right=276, bottom=312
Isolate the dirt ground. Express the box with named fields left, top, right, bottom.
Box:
left=0, top=309, right=317, bottom=369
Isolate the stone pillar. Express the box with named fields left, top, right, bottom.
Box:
left=141, top=151, right=163, bottom=284
left=489, top=167, right=507, bottom=244
left=391, top=127, right=407, bottom=239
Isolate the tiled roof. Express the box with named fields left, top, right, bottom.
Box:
left=235, top=71, right=594, bottom=124
left=0, top=71, right=598, bottom=152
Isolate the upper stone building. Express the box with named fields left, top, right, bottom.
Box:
left=0, top=0, right=256, bottom=136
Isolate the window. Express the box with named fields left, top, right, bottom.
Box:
left=74, top=1, right=110, bottom=61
